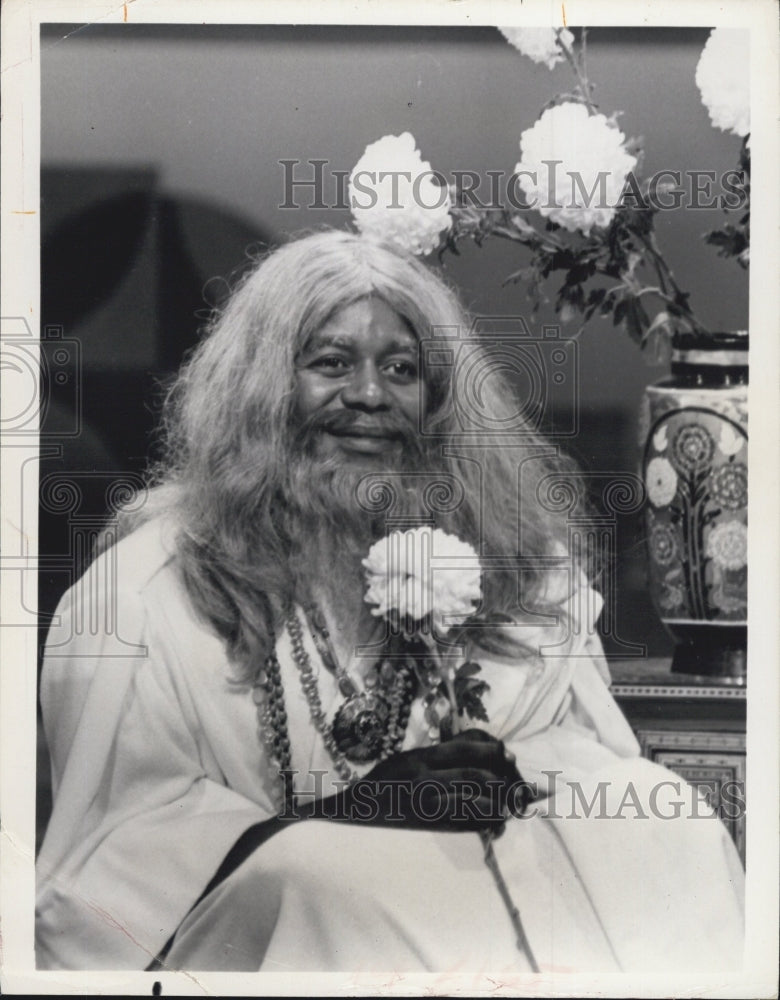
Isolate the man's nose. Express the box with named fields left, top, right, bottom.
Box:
left=340, top=362, right=390, bottom=411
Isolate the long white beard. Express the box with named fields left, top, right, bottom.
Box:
left=280, top=451, right=449, bottom=643
left=281, top=447, right=449, bottom=535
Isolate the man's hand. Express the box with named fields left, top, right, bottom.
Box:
left=308, top=729, right=527, bottom=832
left=191, top=731, right=528, bottom=918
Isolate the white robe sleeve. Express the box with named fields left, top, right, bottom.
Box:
left=466, top=575, right=641, bottom=787
left=36, top=554, right=268, bottom=970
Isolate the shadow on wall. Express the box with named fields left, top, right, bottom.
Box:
left=39, top=166, right=274, bottom=644
left=37, top=167, right=275, bottom=852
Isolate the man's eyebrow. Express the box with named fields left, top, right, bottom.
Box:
left=302, top=334, right=352, bottom=353
left=301, top=334, right=419, bottom=354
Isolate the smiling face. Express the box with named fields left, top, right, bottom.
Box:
left=293, top=297, right=427, bottom=464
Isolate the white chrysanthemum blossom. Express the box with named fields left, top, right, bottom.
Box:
left=349, top=133, right=452, bottom=256
left=498, top=27, right=575, bottom=69
left=695, top=28, right=750, bottom=137
left=363, top=527, right=482, bottom=630
left=514, top=102, right=638, bottom=235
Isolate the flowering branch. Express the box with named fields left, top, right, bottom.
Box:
left=347, top=29, right=748, bottom=352
left=362, top=526, right=539, bottom=966
left=363, top=527, right=489, bottom=739
left=439, top=27, right=750, bottom=353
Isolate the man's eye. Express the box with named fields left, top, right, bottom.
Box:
left=386, top=361, right=419, bottom=379
left=311, top=356, right=349, bottom=371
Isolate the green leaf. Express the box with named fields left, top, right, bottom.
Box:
left=624, top=296, right=650, bottom=346
left=564, top=262, right=595, bottom=286
left=704, top=226, right=748, bottom=260
left=583, top=286, right=608, bottom=321
left=613, top=296, right=629, bottom=326
left=455, top=660, right=482, bottom=680
left=453, top=660, right=491, bottom=723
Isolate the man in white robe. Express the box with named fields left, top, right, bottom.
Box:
left=36, top=231, right=744, bottom=974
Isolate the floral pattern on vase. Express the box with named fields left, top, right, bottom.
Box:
left=642, top=391, right=748, bottom=627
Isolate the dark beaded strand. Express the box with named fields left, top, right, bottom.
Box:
left=255, top=606, right=418, bottom=805
left=300, top=603, right=415, bottom=761
left=253, top=653, right=295, bottom=811
left=287, top=609, right=358, bottom=783
left=380, top=665, right=414, bottom=758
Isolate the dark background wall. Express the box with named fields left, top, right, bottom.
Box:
left=38, top=23, right=749, bottom=661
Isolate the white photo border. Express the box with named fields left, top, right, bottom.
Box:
left=1, top=0, right=778, bottom=995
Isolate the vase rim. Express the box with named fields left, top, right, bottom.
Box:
left=672, top=331, right=749, bottom=351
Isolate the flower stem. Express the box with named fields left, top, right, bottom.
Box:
left=444, top=672, right=460, bottom=735
left=480, top=828, right=540, bottom=971
left=420, top=630, right=460, bottom=736
left=580, top=26, right=589, bottom=79
left=557, top=29, right=598, bottom=114
left=638, top=231, right=709, bottom=334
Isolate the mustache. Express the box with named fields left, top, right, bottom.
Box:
left=291, top=408, right=422, bottom=453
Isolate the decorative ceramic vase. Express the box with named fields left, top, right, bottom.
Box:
left=640, top=332, right=748, bottom=682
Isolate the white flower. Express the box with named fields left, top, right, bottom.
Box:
left=695, top=29, right=750, bottom=137
left=363, top=527, right=482, bottom=630
left=349, top=133, right=452, bottom=256
left=498, top=27, right=575, bottom=69
left=646, top=456, right=678, bottom=508
left=706, top=520, right=747, bottom=571
left=514, top=103, right=637, bottom=235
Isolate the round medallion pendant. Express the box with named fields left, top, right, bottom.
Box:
left=331, top=692, right=391, bottom=762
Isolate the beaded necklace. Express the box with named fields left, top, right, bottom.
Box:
left=253, top=604, right=416, bottom=808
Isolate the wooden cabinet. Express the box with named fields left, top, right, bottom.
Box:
left=609, top=658, right=746, bottom=865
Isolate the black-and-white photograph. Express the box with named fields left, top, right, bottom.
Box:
left=1, top=1, right=778, bottom=995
